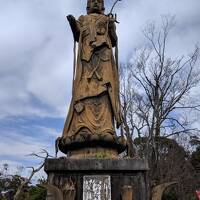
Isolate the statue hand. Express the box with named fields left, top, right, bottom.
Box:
left=67, top=15, right=76, bottom=23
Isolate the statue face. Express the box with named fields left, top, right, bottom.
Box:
left=87, top=0, right=104, bottom=14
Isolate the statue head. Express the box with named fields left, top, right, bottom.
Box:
left=87, top=0, right=105, bottom=14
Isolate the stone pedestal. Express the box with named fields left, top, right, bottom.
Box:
left=44, top=158, right=149, bottom=200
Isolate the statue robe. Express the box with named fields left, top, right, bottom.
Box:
left=63, top=13, right=122, bottom=138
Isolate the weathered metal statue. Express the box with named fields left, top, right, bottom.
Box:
left=58, top=0, right=126, bottom=157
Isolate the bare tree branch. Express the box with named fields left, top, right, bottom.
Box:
left=14, top=149, right=51, bottom=200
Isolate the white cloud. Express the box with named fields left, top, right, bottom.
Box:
left=0, top=127, right=55, bottom=180
left=0, top=126, right=56, bottom=158
left=0, top=135, right=47, bottom=158
left=1, top=0, right=200, bottom=119
left=0, top=0, right=78, bottom=118
left=32, top=125, right=61, bottom=137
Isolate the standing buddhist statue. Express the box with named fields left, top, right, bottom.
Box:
left=58, top=0, right=126, bottom=157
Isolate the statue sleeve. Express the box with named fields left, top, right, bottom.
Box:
left=68, top=16, right=82, bottom=42
left=108, top=22, right=117, bottom=47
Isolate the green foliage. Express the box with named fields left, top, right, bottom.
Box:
left=95, top=152, right=112, bottom=159
left=191, top=146, right=200, bottom=169
left=162, top=187, right=178, bottom=200
left=162, top=194, right=178, bottom=200
left=190, top=195, right=198, bottom=200
left=0, top=175, right=22, bottom=197
left=29, top=185, right=47, bottom=200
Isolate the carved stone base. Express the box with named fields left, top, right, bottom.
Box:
left=44, top=158, right=149, bottom=200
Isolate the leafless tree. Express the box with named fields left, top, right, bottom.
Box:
left=14, top=149, right=52, bottom=200
left=120, top=15, right=200, bottom=178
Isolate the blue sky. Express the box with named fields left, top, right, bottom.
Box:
left=0, top=0, right=200, bottom=178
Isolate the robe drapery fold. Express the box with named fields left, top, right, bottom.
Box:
left=62, top=13, right=122, bottom=138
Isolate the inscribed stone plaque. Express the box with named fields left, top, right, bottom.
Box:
left=83, top=175, right=111, bottom=200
